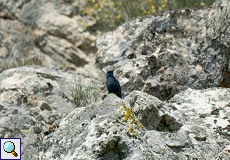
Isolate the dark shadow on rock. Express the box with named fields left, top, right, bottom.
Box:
left=99, top=139, right=129, bottom=160
left=157, top=114, right=183, bottom=132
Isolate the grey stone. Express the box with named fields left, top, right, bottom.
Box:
left=96, top=0, right=230, bottom=100
left=0, top=0, right=229, bottom=159
left=37, top=88, right=230, bottom=160
left=0, top=66, right=102, bottom=159
left=0, top=0, right=102, bottom=79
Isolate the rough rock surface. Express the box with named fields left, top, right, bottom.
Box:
left=0, top=0, right=229, bottom=160
left=208, top=0, right=230, bottom=47
left=39, top=88, right=230, bottom=160
left=0, top=66, right=102, bottom=160
left=96, top=0, right=230, bottom=100
left=0, top=0, right=102, bottom=79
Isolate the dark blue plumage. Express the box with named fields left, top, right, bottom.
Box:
left=106, top=70, right=122, bottom=98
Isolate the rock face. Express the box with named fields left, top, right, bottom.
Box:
left=208, top=0, right=230, bottom=47
left=1, top=67, right=229, bottom=160
left=0, top=0, right=102, bottom=79
left=39, top=88, right=230, bottom=160
left=96, top=0, right=230, bottom=100
left=0, top=66, right=102, bottom=160
left=0, top=0, right=229, bottom=160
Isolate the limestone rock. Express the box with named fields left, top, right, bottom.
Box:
left=0, top=0, right=102, bottom=79
left=38, top=88, right=230, bottom=160
left=208, top=0, right=230, bottom=47
left=96, top=0, right=230, bottom=100
left=0, top=66, right=102, bottom=159
left=0, top=0, right=229, bottom=160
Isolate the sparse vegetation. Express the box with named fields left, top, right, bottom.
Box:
left=69, top=80, right=100, bottom=107
left=0, top=57, right=42, bottom=72
left=81, top=0, right=215, bottom=30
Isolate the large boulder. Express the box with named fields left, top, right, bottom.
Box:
left=38, top=88, right=230, bottom=159
left=96, top=0, right=230, bottom=100
left=0, top=0, right=102, bottom=79
left=0, top=66, right=102, bottom=160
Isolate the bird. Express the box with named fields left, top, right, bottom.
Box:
left=106, top=68, right=122, bottom=98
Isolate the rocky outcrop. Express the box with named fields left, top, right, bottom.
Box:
left=0, top=66, right=102, bottom=160
left=0, top=0, right=229, bottom=160
left=96, top=0, right=230, bottom=100
left=39, top=88, right=230, bottom=160
left=0, top=0, right=102, bottom=79
left=1, top=66, right=229, bottom=160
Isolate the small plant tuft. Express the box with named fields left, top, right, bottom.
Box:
left=69, top=81, right=100, bottom=107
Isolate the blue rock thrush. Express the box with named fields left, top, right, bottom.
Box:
left=106, top=69, right=122, bottom=98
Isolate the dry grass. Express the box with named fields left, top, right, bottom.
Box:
left=69, top=81, right=100, bottom=107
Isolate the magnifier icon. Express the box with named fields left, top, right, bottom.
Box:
left=3, top=141, right=18, bottom=157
